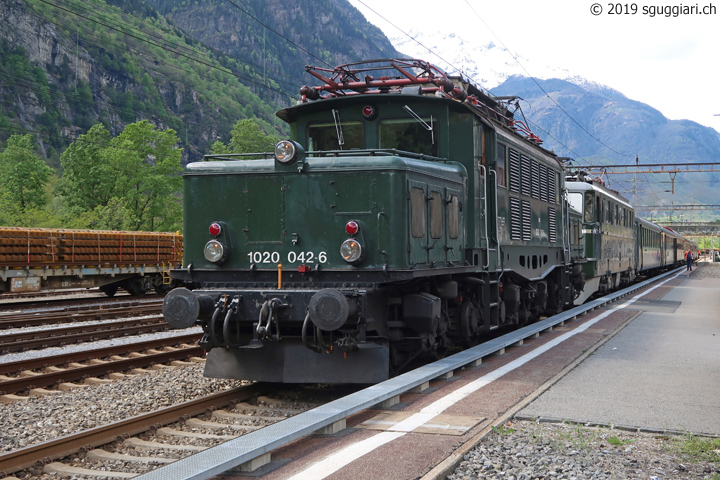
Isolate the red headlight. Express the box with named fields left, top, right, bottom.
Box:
left=209, top=222, right=222, bottom=236
left=345, top=221, right=359, bottom=235
left=362, top=105, right=377, bottom=120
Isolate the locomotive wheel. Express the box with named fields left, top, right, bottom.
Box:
left=546, top=282, right=565, bottom=316
left=459, top=301, right=480, bottom=347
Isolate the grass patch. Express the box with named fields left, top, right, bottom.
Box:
left=672, top=434, right=720, bottom=463
left=491, top=423, right=516, bottom=436
left=607, top=435, right=635, bottom=446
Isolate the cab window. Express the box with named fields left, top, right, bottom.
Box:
left=308, top=122, right=364, bottom=151
left=379, top=119, right=436, bottom=156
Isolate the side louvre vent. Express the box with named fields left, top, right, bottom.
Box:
left=508, top=149, right=521, bottom=193
left=531, top=160, right=540, bottom=199
left=539, top=164, right=548, bottom=202
left=522, top=200, right=532, bottom=241
left=548, top=169, right=557, bottom=204
left=549, top=207, right=557, bottom=243
left=521, top=154, right=531, bottom=197
left=510, top=196, right=522, bottom=240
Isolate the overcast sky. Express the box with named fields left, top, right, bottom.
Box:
left=348, top=0, right=720, bottom=134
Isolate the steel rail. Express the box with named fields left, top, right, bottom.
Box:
left=0, top=384, right=263, bottom=475
left=0, top=303, right=163, bottom=329
left=0, top=333, right=201, bottom=375
left=135, top=267, right=685, bottom=480
left=0, top=317, right=168, bottom=353
left=0, top=345, right=204, bottom=395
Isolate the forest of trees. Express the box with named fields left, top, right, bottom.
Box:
left=0, top=118, right=277, bottom=231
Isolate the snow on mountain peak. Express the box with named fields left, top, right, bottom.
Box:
left=389, top=30, right=584, bottom=93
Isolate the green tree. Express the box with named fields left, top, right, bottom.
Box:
left=59, top=123, right=115, bottom=210
left=109, top=120, right=183, bottom=231
left=212, top=118, right=279, bottom=157
left=58, top=120, right=183, bottom=232
left=0, top=134, right=53, bottom=211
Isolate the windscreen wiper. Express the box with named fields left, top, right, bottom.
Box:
left=403, top=105, right=434, bottom=144
left=332, top=109, right=345, bottom=149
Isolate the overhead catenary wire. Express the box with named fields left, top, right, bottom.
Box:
left=223, top=0, right=333, bottom=69
left=355, top=0, right=636, bottom=163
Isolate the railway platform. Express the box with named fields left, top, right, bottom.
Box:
left=516, top=261, right=720, bottom=436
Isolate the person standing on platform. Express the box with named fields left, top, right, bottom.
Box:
left=686, top=249, right=693, bottom=272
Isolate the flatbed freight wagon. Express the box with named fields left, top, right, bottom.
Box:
left=0, top=227, right=183, bottom=295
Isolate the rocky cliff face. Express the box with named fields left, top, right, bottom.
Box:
left=0, top=0, right=286, bottom=164
left=143, top=0, right=400, bottom=100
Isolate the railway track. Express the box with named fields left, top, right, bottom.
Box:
left=0, top=382, right=338, bottom=478
left=0, top=269, right=687, bottom=479
left=0, top=288, right=113, bottom=303
left=0, top=333, right=203, bottom=396
left=0, top=316, right=171, bottom=353
left=0, top=299, right=163, bottom=329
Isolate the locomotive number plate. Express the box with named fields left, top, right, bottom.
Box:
left=247, top=251, right=328, bottom=264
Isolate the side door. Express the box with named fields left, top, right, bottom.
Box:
left=427, top=184, right=447, bottom=265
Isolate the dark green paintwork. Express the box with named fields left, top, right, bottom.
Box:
left=183, top=155, right=466, bottom=271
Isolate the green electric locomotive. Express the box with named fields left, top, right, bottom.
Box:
left=566, top=174, right=636, bottom=304
left=163, top=59, right=585, bottom=383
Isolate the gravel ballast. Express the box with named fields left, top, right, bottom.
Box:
left=0, top=363, right=241, bottom=453
left=448, top=420, right=719, bottom=480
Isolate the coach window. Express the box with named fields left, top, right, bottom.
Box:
left=568, top=192, right=583, bottom=215
left=496, top=144, right=506, bottom=188
left=308, top=122, right=364, bottom=151
left=380, top=118, right=436, bottom=156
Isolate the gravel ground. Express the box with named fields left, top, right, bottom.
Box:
left=449, top=420, right=720, bottom=480
left=4, top=266, right=719, bottom=478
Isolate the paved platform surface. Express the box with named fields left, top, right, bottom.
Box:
left=519, top=267, right=720, bottom=436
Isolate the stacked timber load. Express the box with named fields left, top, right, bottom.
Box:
left=0, top=227, right=183, bottom=267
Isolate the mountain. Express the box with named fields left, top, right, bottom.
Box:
left=492, top=76, right=720, bottom=208
left=1, top=0, right=718, bottom=212
left=389, top=30, right=572, bottom=91
left=389, top=30, right=720, bottom=210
